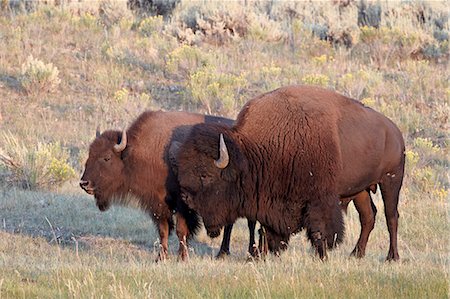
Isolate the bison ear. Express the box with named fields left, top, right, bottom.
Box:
left=168, top=141, right=182, bottom=174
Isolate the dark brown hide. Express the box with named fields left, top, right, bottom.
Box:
left=262, top=184, right=379, bottom=258
left=176, top=85, right=405, bottom=261
left=80, top=111, right=234, bottom=260
left=260, top=188, right=378, bottom=258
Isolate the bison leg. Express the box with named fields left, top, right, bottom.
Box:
left=380, top=170, right=403, bottom=261
left=247, top=220, right=258, bottom=257
left=257, top=226, right=268, bottom=258
left=175, top=213, right=190, bottom=261
left=350, top=191, right=377, bottom=258
left=216, top=225, right=233, bottom=258
left=156, top=220, right=170, bottom=262
left=217, top=220, right=257, bottom=259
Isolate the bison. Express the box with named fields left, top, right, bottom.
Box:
left=173, top=85, right=405, bottom=261
left=79, top=110, right=251, bottom=260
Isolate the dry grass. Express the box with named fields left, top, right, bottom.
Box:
left=0, top=187, right=448, bottom=298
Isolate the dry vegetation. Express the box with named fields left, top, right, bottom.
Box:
left=0, top=0, right=448, bottom=298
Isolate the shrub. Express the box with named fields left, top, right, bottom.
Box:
left=257, top=64, right=283, bottom=91
left=357, top=25, right=434, bottom=65
left=164, top=3, right=204, bottom=45
left=357, top=0, right=381, bottom=28
left=127, top=0, right=179, bottom=19
left=138, top=15, right=164, bottom=37
left=405, top=138, right=445, bottom=194
left=0, top=132, right=76, bottom=190
left=167, top=3, right=251, bottom=45
left=246, top=12, right=286, bottom=43
left=98, top=0, right=133, bottom=28
left=113, top=88, right=129, bottom=103
left=20, top=55, right=61, bottom=95
left=312, top=54, right=330, bottom=65
left=78, top=12, right=98, bottom=29
left=168, top=3, right=286, bottom=45
left=301, top=74, right=330, bottom=87
left=187, top=65, right=247, bottom=116
left=361, top=97, right=376, bottom=107
left=338, top=69, right=383, bottom=99
left=165, top=44, right=210, bottom=79
left=412, top=137, right=440, bottom=163
left=378, top=100, right=424, bottom=136
left=194, top=9, right=250, bottom=45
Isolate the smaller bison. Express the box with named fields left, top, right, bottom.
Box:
left=80, top=110, right=240, bottom=260
left=173, top=85, right=405, bottom=261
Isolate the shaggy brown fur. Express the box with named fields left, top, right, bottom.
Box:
left=80, top=110, right=235, bottom=260
left=175, top=85, right=405, bottom=261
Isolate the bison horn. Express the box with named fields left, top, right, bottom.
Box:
left=214, top=134, right=229, bottom=169
left=96, top=126, right=101, bottom=138
left=114, top=129, right=127, bottom=153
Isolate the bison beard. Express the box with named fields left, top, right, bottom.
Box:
left=175, top=85, right=405, bottom=261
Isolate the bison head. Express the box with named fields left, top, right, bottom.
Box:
left=80, top=129, right=127, bottom=211
left=172, top=123, right=246, bottom=238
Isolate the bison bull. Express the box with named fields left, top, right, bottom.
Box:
left=173, top=85, right=405, bottom=261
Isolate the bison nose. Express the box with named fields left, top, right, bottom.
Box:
left=80, top=180, right=95, bottom=195
left=79, top=180, right=89, bottom=189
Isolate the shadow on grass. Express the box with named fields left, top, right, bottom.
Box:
left=0, top=72, right=23, bottom=93
left=0, top=188, right=216, bottom=259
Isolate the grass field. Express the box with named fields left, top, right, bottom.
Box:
left=0, top=0, right=449, bottom=298
left=0, top=187, right=448, bottom=298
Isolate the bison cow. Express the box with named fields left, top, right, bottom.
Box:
left=79, top=110, right=248, bottom=260
left=173, top=85, right=405, bottom=261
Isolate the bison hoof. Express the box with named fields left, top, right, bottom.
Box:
left=178, top=252, right=189, bottom=262
left=216, top=250, right=230, bottom=259
left=386, top=252, right=400, bottom=262
left=350, top=247, right=365, bottom=258
left=248, top=245, right=259, bottom=258
left=246, top=245, right=266, bottom=262
left=155, top=250, right=168, bottom=263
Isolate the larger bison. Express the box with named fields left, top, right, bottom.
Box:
left=173, top=85, right=405, bottom=261
left=80, top=110, right=241, bottom=260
